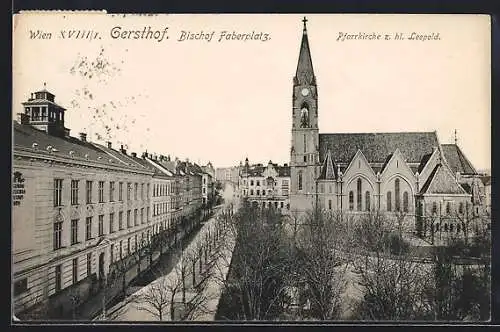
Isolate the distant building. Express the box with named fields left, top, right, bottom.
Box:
left=239, top=158, right=291, bottom=212
left=215, top=166, right=240, bottom=185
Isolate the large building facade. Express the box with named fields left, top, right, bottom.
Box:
left=239, top=158, right=291, bottom=212
left=289, top=19, right=486, bottom=235
left=12, top=88, right=208, bottom=319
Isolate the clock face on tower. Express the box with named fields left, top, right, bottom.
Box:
left=301, top=88, right=310, bottom=96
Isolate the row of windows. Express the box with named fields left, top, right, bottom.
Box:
left=243, top=179, right=289, bottom=187
left=153, top=183, right=174, bottom=197
left=53, top=228, right=157, bottom=293
left=54, top=179, right=150, bottom=207
left=431, top=201, right=465, bottom=215
left=53, top=207, right=150, bottom=250
left=251, top=201, right=289, bottom=209
left=153, top=202, right=169, bottom=216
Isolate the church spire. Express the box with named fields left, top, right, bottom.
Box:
left=318, top=149, right=337, bottom=180
left=294, top=16, right=316, bottom=85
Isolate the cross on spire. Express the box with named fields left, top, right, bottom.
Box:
left=454, top=129, right=458, bottom=145
left=302, top=16, right=308, bottom=31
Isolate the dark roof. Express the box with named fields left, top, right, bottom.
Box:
left=417, top=152, right=433, bottom=173
left=441, top=144, right=477, bottom=175
left=318, top=150, right=337, bottom=180
left=13, top=122, right=146, bottom=170
left=241, top=164, right=290, bottom=177
left=419, top=163, right=468, bottom=195
left=92, top=143, right=150, bottom=170
left=319, top=132, right=439, bottom=165
left=22, top=99, right=66, bottom=109
left=276, top=166, right=291, bottom=177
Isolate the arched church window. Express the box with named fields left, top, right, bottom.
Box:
left=298, top=171, right=303, bottom=191
left=300, top=104, right=309, bottom=128
left=403, top=192, right=409, bottom=212
left=459, top=202, right=464, bottom=214
left=357, top=179, right=362, bottom=211
left=349, top=191, right=354, bottom=211
left=365, top=191, right=371, bottom=211
left=387, top=192, right=392, bottom=211
left=395, top=178, right=401, bottom=212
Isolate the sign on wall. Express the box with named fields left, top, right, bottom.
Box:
left=12, top=171, right=26, bottom=206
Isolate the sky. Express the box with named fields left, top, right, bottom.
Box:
left=13, top=13, right=491, bottom=171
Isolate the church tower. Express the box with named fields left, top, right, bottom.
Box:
left=290, top=17, right=320, bottom=212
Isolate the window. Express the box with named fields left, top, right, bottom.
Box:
left=319, top=184, right=324, bottom=193
left=72, top=258, right=78, bottom=284
left=349, top=191, right=354, bottom=211
left=357, top=179, right=362, bottom=211
left=71, top=180, right=79, bottom=205
left=109, top=213, right=115, bottom=233
left=87, top=253, right=92, bottom=276
left=432, top=202, right=438, bottom=215
left=135, top=235, right=138, bottom=251
left=303, top=155, right=307, bottom=163
left=250, top=180, right=254, bottom=186
left=71, top=219, right=78, bottom=245
left=127, top=183, right=131, bottom=200
left=86, top=217, right=92, bottom=240
left=98, top=181, right=105, bottom=203
left=134, top=183, right=138, bottom=200
left=55, top=265, right=62, bottom=292
left=53, top=221, right=62, bottom=250
left=54, top=179, right=63, bottom=207
left=446, top=202, right=451, bottom=215
left=98, top=215, right=104, bottom=236
left=387, top=192, right=392, bottom=212
left=86, top=181, right=93, bottom=204
left=119, top=182, right=123, bottom=201
left=119, top=211, right=123, bottom=230
left=147, top=184, right=150, bottom=199
left=134, top=209, right=138, bottom=226
left=403, top=192, right=409, bottom=212
left=127, top=237, right=131, bottom=254
left=281, top=202, right=284, bottom=208
left=328, top=199, right=332, bottom=210
left=141, top=208, right=144, bottom=224
left=14, top=278, right=28, bottom=296
left=365, top=191, right=371, bottom=211
left=109, top=182, right=115, bottom=202
left=298, top=171, right=303, bottom=191
left=141, top=183, right=144, bottom=200
left=250, top=189, right=254, bottom=196
left=256, top=189, right=260, bottom=196
left=127, top=210, right=131, bottom=228
left=110, top=244, right=114, bottom=263
left=459, top=202, right=464, bottom=214
left=395, top=178, right=401, bottom=212
left=257, top=180, right=260, bottom=186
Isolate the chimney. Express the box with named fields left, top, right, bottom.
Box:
left=141, top=152, right=147, bottom=159
left=79, top=132, right=87, bottom=142
left=107, top=141, right=112, bottom=149
left=18, top=113, right=30, bottom=125
left=120, top=145, right=127, bottom=155
left=284, top=163, right=288, bottom=167
left=131, top=152, right=137, bottom=158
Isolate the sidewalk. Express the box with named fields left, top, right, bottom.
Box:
left=107, top=214, right=234, bottom=321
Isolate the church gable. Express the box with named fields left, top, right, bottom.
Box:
left=380, top=148, right=416, bottom=183
left=417, top=147, right=441, bottom=190
left=342, top=149, right=377, bottom=184
left=420, top=164, right=469, bottom=195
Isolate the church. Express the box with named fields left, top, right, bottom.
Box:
left=289, top=18, right=485, bottom=233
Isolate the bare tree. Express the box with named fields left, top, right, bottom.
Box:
left=294, top=209, right=348, bottom=320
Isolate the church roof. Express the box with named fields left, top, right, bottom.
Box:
left=318, top=132, right=439, bottom=166
left=419, top=163, right=469, bottom=195
left=441, top=144, right=477, bottom=175
left=318, top=149, right=337, bottom=180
